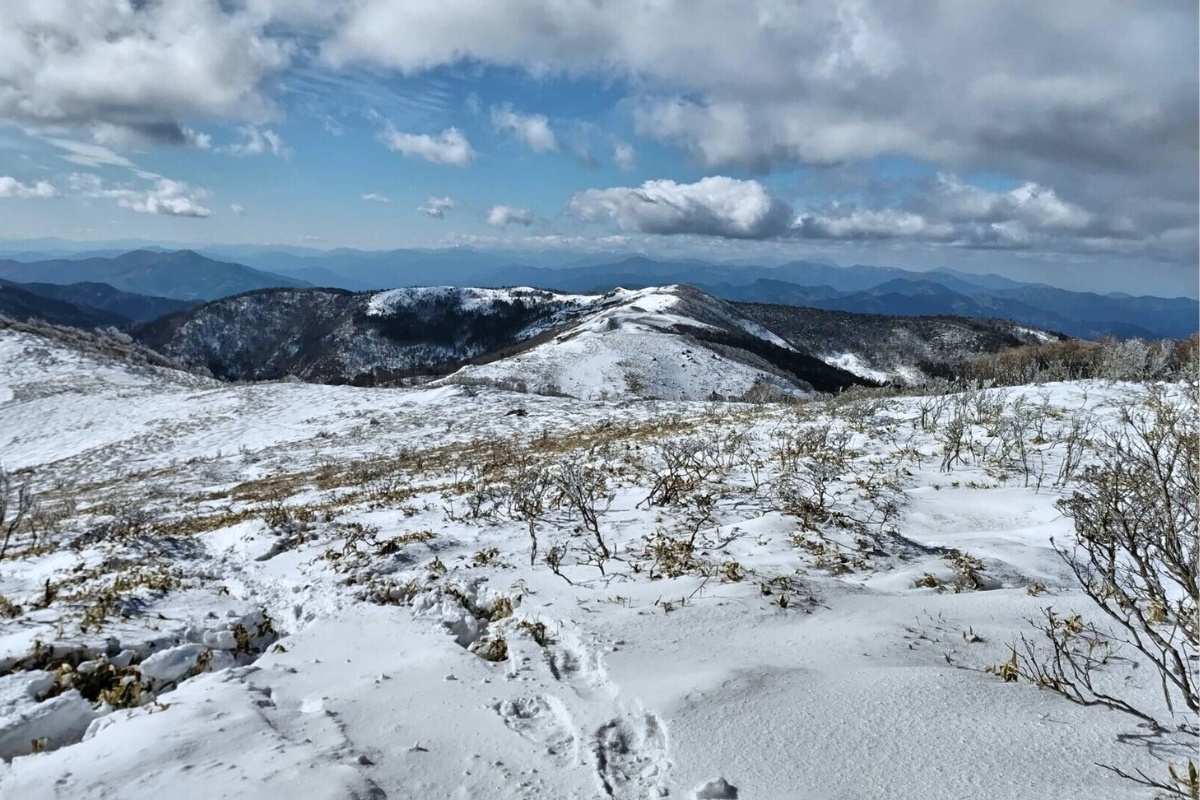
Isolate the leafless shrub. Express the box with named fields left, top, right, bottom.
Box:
left=1013, top=385, right=1198, bottom=796
left=551, top=461, right=614, bottom=574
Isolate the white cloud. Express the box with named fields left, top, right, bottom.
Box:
left=418, top=195, right=455, bottom=218
left=380, top=125, right=475, bottom=166
left=490, top=104, right=557, bottom=153
left=227, top=127, right=291, bottom=157
left=362, top=192, right=392, bottom=203
left=230, top=202, right=246, bottom=215
left=792, top=207, right=955, bottom=243
left=570, top=171, right=1131, bottom=254
left=612, top=140, right=637, bottom=171
left=71, top=172, right=211, bottom=218
left=0, top=2, right=288, bottom=129
left=320, top=0, right=1196, bottom=250
left=571, top=176, right=793, bottom=239
left=0, top=177, right=58, bottom=199
left=45, top=139, right=135, bottom=169
left=929, top=174, right=1105, bottom=234
left=487, top=205, right=535, bottom=227
left=88, top=122, right=213, bottom=150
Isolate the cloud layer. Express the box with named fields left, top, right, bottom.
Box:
left=322, top=0, right=1196, bottom=252
left=573, top=174, right=1143, bottom=256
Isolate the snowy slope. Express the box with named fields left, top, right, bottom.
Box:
left=0, top=323, right=1191, bottom=800
left=443, top=285, right=818, bottom=400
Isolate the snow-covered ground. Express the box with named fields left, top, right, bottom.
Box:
left=430, top=285, right=809, bottom=400
left=0, top=325, right=1192, bottom=799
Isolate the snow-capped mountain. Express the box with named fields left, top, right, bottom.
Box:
left=132, top=285, right=865, bottom=398
left=132, top=284, right=1063, bottom=399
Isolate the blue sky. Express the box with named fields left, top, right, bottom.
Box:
left=0, top=2, right=1195, bottom=296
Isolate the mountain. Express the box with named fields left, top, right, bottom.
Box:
left=133, top=285, right=869, bottom=398
left=0, top=250, right=310, bottom=301
left=734, top=302, right=1063, bottom=384
left=2, top=246, right=1190, bottom=339
left=708, top=277, right=1191, bottom=340
left=987, top=285, right=1198, bottom=339
left=132, top=284, right=1065, bottom=397
left=6, top=281, right=197, bottom=323
left=0, top=281, right=129, bottom=329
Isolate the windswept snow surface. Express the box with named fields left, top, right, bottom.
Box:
left=0, top=325, right=1191, bottom=799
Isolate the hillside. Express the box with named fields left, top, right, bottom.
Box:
left=735, top=302, right=1063, bottom=383
left=7, top=281, right=196, bottom=324
left=0, top=282, right=128, bottom=329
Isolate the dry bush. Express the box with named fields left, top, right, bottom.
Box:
left=1014, top=385, right=1198, bottom=797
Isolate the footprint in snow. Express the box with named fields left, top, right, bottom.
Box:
left=592, top=711, right=669, bottom=799
left=495, top=695, right=579, bottom=762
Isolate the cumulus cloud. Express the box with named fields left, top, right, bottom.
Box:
left=571, top=176, right=793, bottom=239
left=487, top=205, right=535, bottom=227
left=572, top=172, right=1137, bottom=255
left=418, top=196, right=455, bottom=218
left=380, top=125, right=475, bottom=166
left=71, top=172, right=211, bottom=218
left=794, top=175, right=1135, bottom=252
left=0, top=2, right=288, bottom=130
left=362, top=192, right=391, bottom=203
left=230, top=203, right=246, bottom=215
left=0, top=177, right=58, bottom=199
left=491, top=105, right=557, bottom=153
left=927, top=174, right=1123, bottom=237
left=227, top=127, right=290, bottom=157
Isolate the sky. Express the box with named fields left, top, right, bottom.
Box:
left=0, top=1, right=1196, bottom=296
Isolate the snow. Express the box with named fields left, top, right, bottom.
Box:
left=0, top=673, right=97, bottom=760
left=367, top=285, right=598, bottom=316
left=824, top=351, right=926, bottom=385
left=0, top=325, right=1192, bottom=799
left=1016, top=326, right=1058, bottom=343
left=443, top=286, right=807, bottom=400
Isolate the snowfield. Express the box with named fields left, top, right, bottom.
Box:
left=0, top=323, right=1193, bottom=799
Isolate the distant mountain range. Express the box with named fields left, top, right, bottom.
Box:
left=0, top=248, right=1194, bottom=340
left=0, top=250, right=309, bottom=302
